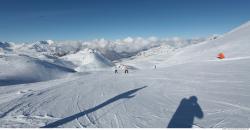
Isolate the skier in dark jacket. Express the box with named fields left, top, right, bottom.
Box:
left=124, top=66, right=128, bottom=74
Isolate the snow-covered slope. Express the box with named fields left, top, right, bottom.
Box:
left=0, top=21, right=250, bottom=128
left=120, top=45, right=175, bottom=69
left=121, top=21, right=250, bottom=69
left=0, top=57, right=250, bottom=127
left=0, top=54, right=75, bottom=86
left=61, top=48, right=114, bottom=71
left=164, top=21, right=250, bottom=66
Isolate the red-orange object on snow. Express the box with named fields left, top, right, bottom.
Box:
left=217, top=53, right=225, bottom=59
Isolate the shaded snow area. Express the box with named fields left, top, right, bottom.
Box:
left=0, top=21, right=250, bottom=128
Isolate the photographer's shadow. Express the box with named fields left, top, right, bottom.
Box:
left=167, top=96, right=203, bottom=128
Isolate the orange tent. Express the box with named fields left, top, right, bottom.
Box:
left=217, top=53, right=225, bottom=59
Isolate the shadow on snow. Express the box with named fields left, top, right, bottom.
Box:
left=167, top=96, right=203, bottom=128
left=42, top=86, right=147, bottom=128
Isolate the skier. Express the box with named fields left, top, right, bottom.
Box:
left=154, top=65, right=156, bottom=69
left=124, top=66, right=128, bottom=74
left=115, top=69, right=118, bottom=73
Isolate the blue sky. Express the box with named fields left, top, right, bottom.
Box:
left=0, top=0, right=250, bottom=42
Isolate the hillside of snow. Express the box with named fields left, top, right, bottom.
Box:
left=0, top=21, right=250, bottom=128
left=61, top=48, right=114, bottom=71
left=163, top=21, right=250, bottom=66
left=0, top=54, right=75, bottom=86
left=120, top=22, right=250, bottom=69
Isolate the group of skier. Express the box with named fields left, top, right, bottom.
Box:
left=114, top=68, right=129, bottom=74
left=114, top=67, right=129, bottom=74
left=114, top=65, right=157, bottom=74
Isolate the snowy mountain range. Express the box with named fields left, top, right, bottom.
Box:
left=0, top=36, right=205, bottom=84
left=0, top=21, right=250, bottom=128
